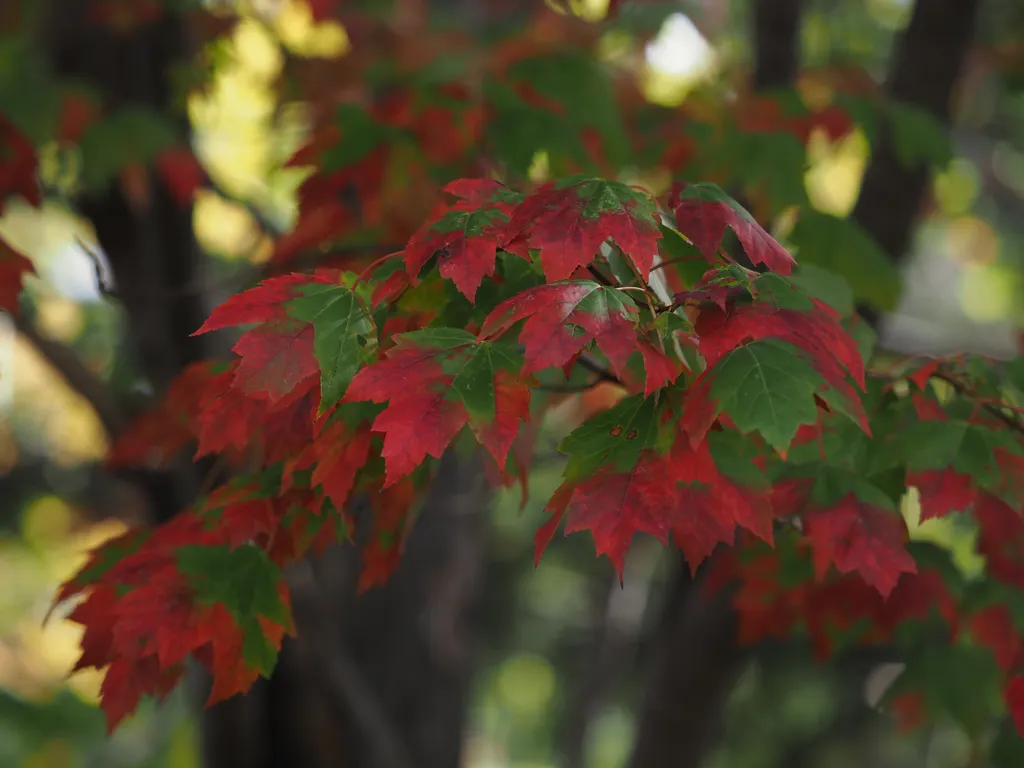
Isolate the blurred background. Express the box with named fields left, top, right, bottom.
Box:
left=1, top=0, right=1023, bottom=766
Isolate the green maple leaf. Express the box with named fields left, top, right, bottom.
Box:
left=176, top=544, right=291, bottom=675
left=285, top=282, right=378, bottom=410
left=682, top=339, right=823, bottom=455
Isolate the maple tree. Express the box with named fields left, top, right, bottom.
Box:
left=4, top=0, right=1024, bottom=765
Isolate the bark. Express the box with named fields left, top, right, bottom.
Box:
left=851, top=0, right=983, bottom=264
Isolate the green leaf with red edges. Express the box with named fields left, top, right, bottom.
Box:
left=404, top=179, right=523, bottom=302
left=283, top=281, right=378, bottom=408
left=681, top=338, right=831, bottom=456
left=343, top=328, right=531, bottom=486
left=670, top=181, right=796, bottom=274
left=694, top=298, right=869, bottom=432
left=503, top=175, right=662, bottom=282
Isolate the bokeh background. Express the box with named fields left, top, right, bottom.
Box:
left=2, top=0, right=1022, bottom=766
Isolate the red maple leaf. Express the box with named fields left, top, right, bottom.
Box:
left=909, top=468, right=977, bottom=521
left=344, top=332, right=531, bottom=485
left=670, top=182, right=796, bottom=274
left=694, top=299, right=868, bottom=431
left=358, top=477, right=419, bottom=592
left=804, top=494, right=917, bottom=598
left=404, top=179, right=522, bottom=301
left=480, top=281, right=639, bottom=373
left=503, top=176, right=662, bottom=282
left=555, top=451, right=676, bottom=577
left=667, top=438, right=775, bottom=572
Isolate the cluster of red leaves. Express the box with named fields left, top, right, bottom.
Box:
left=6, top=0, right=1023, bottom=747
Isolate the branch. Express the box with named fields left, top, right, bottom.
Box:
left=11, top=312, right=126, bottom=437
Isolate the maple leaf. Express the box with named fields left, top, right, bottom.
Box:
left=480, top=280, right=639, bottom=375
left=404, top=179, right=523, bottom=302
left=694, top=299, right=869, bottom=432
left=667, top=435, right=775, bottom=572
left=670, top=182, right=796, bottom=274
left=196, top=273, right=378, bottom=407
left=503, top=175, right=662, bottom=282
left=680, top=339, right=830, bottom=456
left=804, top=492, right=916, bottom=598
left=344, top=328, right=531, bottom=485
left=358, top=477, right=419, bottom=592
left=176, top=543, right=294, bottom=677
left=536, top=395, right=663, bottom=575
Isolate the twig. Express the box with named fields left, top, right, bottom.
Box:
left=576, top=355, right=624, bottom=386
left=931, top=369, right=1024, bottom=435
left=11, top=312, right=125, bottom=437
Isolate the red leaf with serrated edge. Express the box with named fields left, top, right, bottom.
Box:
left=804, top=495, right=916, bottom=598
left=358, top=477, right=418, bottom=592
left=112, top=569, right=210, bottom=670
left=909, top=468, right=977, bottom=521
left=670, top=182, right=795, bottom=274
left=309, top=419, right=374, bottom=510
left=99, top=654, right=173, bottom=733
left=231, top=320, right=319, bottom=403
left=667, top=439, right=774, bottom=572
left=194, top=362, right=266, bottom=458
left=638, top=342, right=681, bottom=396
left=560, top=452, right=676, bottom=578
left=370, top=389, right=466, bottom=484
left=404, top=200, right=513, bottom=302
left=480, top=281, right=639, bottom=377
left=195, top=272, right=336, bottom=335
left=343, top=343, right=465, bottom=486
left=0, top=237, right=34, bottom=313
left=1007, top=676, right=1024, bottom=737
left=503, top=177, right=662, bottom=282
left=468, top=371, right=530, bottom=468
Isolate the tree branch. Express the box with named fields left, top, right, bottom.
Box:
left=12, top=312, right=126, bottom=437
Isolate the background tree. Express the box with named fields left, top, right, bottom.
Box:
left=2, top=2, right=1024, bottom=768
